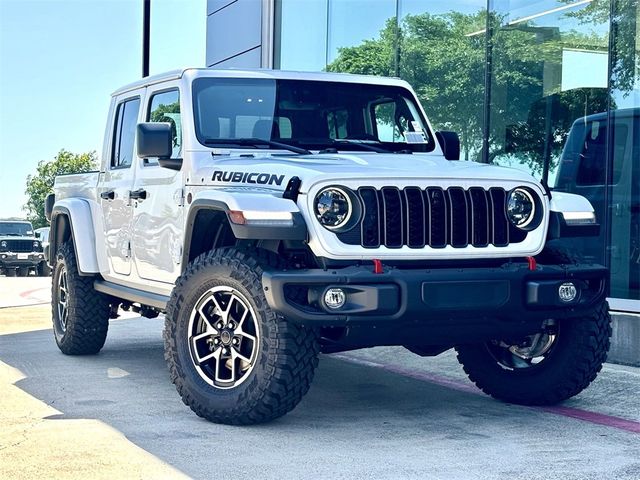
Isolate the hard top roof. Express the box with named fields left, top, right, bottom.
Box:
left=111, top=68, right=409, bottom=96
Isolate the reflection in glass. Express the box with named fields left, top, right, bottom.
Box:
left=488, top=0, right=610, bottom=183
left=327, top=0, right=397, bottom=66
left=275, top=0, right=328, bottom=70
left=397, top=1, right=487, bottom=161
left=609, top=0, right=639, bottom=299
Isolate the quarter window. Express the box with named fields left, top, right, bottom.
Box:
left=111, top=98, right=141, bottom=169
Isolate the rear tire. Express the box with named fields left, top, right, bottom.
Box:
left=17, top=267, right=29, bottom=277
left=5, top=268, right=16, bottom=277
left=51, top=241, right=110, bottom=355
left=164, top=247, right=319, bottom=425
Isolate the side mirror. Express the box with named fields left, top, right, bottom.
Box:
left=136, top=123, right=182, bottom=171
left=44, top=193, right=55, bottom=222
left=435, top=131, right=460, bottom=161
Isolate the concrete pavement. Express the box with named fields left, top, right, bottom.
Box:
left=0, top=276, right=51, bottom=308
left=1, top=277, right=639, bottom=479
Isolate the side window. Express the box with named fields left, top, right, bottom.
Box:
left=111, top=98, right=141, bottom=169
left=576, top=122, right=627, bottom=186
left=148, top=90, right=182, bottom=159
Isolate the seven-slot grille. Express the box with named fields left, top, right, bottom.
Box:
left=2, top=240, right=41, bottom=253
left=337, top=186, right=527, bottom=249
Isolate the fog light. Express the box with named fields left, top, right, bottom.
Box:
left=324, top=288, right=346, bottom=310
left=558, top=282, right=578, bottom=303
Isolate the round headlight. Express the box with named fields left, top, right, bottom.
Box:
left=33, top=241, right=40, bottom=249
left=507, top=188, right=536, bottom=229
left=314, top=187, right=352, bottom=230
left=0, top=241, right=7, bottom=249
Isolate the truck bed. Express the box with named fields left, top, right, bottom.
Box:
left=54, top=171, right=100, bottom=202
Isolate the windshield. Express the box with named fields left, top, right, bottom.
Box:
left=192, top=78, right=435, bottom=153
left=0, top=222, right=34, bottom=236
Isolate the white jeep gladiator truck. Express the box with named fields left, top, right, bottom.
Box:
left=46, top=69, right=610, bottom=425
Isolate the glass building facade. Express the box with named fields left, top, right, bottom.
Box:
left=209, top=0, right=639, bottom=311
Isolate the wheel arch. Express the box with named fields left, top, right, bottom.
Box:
left=50, top=199, right=100, bottom=275
left=183, top=201, right=236, bottom=269
left=182, top=198, right=308, bottom=271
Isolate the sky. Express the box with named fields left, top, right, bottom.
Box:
left=0, top=0, right=205, bottom=219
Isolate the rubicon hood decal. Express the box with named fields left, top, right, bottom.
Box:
left=212, top=171, right=286, bottom=186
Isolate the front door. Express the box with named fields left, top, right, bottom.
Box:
left=101, top=93, right=142, bottom=276
left=131, top=86, right=184, bottom=284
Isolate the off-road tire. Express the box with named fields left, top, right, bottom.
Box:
left=17, top=266, right=29, bottom=277
left=5, top=268, right=16, bottom=277
left=164, top=247, right=319, bottom=425
left=456, top=301, right=610, bottom=405
left=52, top=241, right=110, bottom=355
left=456, top=244, right=611, bottom=405
left=37, top=261, right=51, bottom=277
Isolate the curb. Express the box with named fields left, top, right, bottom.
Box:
left=609, top=312, right=640, bottom=367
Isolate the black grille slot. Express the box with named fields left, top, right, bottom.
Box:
left=381, top=187, right=403, bottom=248
left=489, top=188, right=509, bottom=247
left=469, top=187, right=489, bottom=247
left=337, top=186, right=526, bottom=249
left=359, top=187, right=380, bottom=247
left=404, top=187, right=426, bottom=248
left=448, top=187, right=468, bottom=248
left=426, top=187, right=447, bottom=248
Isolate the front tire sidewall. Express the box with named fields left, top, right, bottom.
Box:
left=173, top=266, right=271, bottom=412
left=166, top=249, right=319, bottom=424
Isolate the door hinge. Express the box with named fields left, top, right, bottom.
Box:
left=174, top=188, right=185, bottom=206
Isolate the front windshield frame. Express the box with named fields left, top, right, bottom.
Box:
left=191, top=77, right=436, bottom=153
left=0, top=222, right=34, bottom=236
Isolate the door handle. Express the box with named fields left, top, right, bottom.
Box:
left=100, top=190, right=115, bottom=200
left=129, top=189, right=148, bottom=200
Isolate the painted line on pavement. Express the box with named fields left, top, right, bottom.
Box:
left=19, top=287, right=49, bottom=299
left=332, top=353, right=640, bottom=435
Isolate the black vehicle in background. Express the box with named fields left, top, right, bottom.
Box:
left=0, top=220, right=48, bottom=277
left=555, top=108, right=639, bottom=299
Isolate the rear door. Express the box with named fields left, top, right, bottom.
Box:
left=100, top=90, right=143, bottom=276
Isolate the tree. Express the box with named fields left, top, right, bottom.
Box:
left=24, top=150, right=98, bottom=228
left=326, top=9, right=611, bottom=173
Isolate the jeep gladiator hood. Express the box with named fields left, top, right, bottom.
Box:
left=188, top=151, right=541, bottom=193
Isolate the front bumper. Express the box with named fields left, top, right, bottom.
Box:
left=0, top=252, right=45, bottom=267
left=262, top=262, right=607, bottom=328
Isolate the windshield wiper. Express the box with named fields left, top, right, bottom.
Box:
left=203, top=138, right=311, bottom=155
left=331, top=139, right=391, bottom=153
left=331, top=139, right=412, bottom=154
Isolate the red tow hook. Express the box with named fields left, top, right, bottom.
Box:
left=527, top=256, right=537, bottom=271
left=372, top=259, right=383, bottom=274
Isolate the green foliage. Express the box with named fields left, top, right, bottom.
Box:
left=24, top=150, right=98, bottom=228
left=326, top=8, right=614, bottom=173
left=150, top=101, right=180, bottom=122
